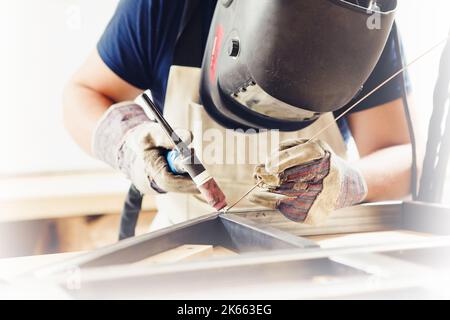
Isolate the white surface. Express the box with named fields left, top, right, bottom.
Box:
left=397, top=1, right=450, bottom=123
left=0, top=252, right=82, bottom=280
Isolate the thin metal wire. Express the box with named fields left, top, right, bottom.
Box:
left=223, top=182, right=263, bottom=213
left=307, top=35, right=450, bottom=144
left=227, top=35, right=450, bottom=211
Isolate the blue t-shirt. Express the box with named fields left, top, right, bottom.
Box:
left=98, top=0, right=408, bottom=141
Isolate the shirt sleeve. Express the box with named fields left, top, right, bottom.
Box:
left=97, top=0, right=154, bottom=90
left=335, top=25, right=411, bottom=117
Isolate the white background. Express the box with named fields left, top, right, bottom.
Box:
left=0, top=0, right=118, bottom=176
left=0, top=0, right=449, bottom=176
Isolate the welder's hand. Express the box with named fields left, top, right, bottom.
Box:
left=249, top=139, right=367, bottom=225
left=92, top=102, right=198, bottom=195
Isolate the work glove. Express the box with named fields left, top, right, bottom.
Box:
left=250, top=139, right=368, bottom=225
left=92, top=102, right=198, bottom=195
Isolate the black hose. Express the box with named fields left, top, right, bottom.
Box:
left=119, top=185, right=143, bottom=241
left=393, top=24, right=419, bottom=200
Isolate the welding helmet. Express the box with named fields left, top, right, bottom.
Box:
left=200, top=0, right=398, bottom=131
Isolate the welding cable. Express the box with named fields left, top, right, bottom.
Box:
left=393, top=24, right=419, bottom=200
left=119, top=185, right=143, bottom=240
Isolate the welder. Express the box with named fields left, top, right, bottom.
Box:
left=63, top=0, right=413, bottom=230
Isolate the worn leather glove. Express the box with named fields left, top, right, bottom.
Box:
left=92, top=102, right=198, bottom=195
left=250, top=139, right=368, bottom=225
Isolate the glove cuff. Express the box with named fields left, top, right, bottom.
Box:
left=92, top=102, right=150, bottom=169
left=334, top=156, right=368, bottom=208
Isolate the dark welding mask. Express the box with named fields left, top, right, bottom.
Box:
left=200, top=0, right=398, bottom=131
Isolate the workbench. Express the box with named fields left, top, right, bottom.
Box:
left=0, top=171, right=157, bottom=256
left=0, top=171, right=155, bottom=223
left=0, top=230, right=427, bottom=279
left=1, top=201, right=449, bottom=299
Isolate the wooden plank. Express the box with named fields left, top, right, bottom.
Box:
left=0, top=172, right=156, bottom=222
left=56, top=212, right=156, bottom=253
left=134, top=245, right=214, bottom=265
left=310, top=231, right=432, bottom=249
left=212, top=246, right=239, bottom=258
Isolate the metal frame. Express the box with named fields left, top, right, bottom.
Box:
left=403, top=201, right=450, bottom=234
left=237, top=201, right=450, bottom=236
left=34, top=212, right=318, bottom=277
left=33, top=201, right=450, bottom=274
left=236, top=201, right=404, bottom=237
left=32, top=236, right=450, bottom=299
left=19, top=200, right=450, bottom=299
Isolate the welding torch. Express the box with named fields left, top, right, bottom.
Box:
left=136, top=91, right=228, bottom=211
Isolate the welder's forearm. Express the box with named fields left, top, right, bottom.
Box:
left=354, top=144, right=412, bottom=202
left=63, top=81, right=113, bottom=155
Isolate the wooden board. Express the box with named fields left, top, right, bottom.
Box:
left=308, top=230, right=432, bottom=249
left=212, top=246, right=239, bottom=259
left=134, top=245, right=238, bottom=266
left=135, top=245, right=214, bottom=265
left=56, top=212, right=156, bottom=253
left=0, top=172, right=156, bottom=223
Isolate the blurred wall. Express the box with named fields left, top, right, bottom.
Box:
left=0, top=0, right=118, bottom=176
left=397, top=0, right=450, bottom=124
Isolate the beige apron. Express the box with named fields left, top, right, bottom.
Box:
left=150, top=66, right=348, bottom=231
